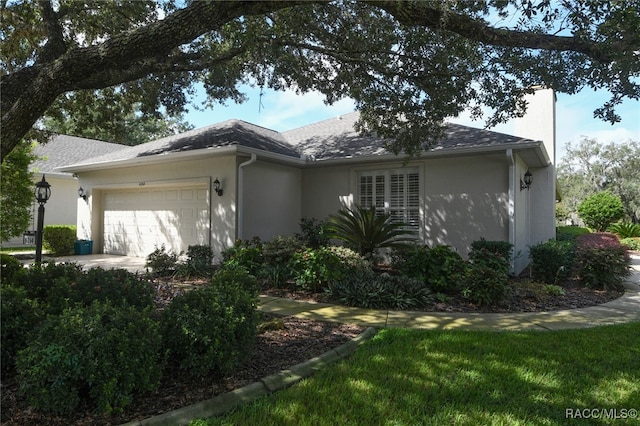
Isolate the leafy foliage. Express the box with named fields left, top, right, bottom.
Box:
left=327, top=204, right=415, bottom=260
left=556, top=226, right=591, bottom=241
left=4, top=1, right=638, bottom=159
left=326, top=271, right=433, bottom=310
left=176, top=244, right=214, bottom=278
left=296, top=217, right=330, bottom=249
left=0, top=141, right=37, bottom=241
left=578, top=191, right=625, bottom=231
left=145, top=244, right=180, bottom=276
left=529, top=240, right=576, bottom=284
left=620, top=237, right=640, bottom=251
left=463, top=260, right=510, bottom=307
left=17, top=301, right=163, bottom=415
left=42, top=224, right=77, bottom=255
left=161, top=269, right=259, bottom=376
left=558, top=138, right=640, bottom=223
left=574, top=233, right=631, bottom=291
left=392, top=245, right=465, bottom=294
left=221, top=238, right=264, bottom=276
left=607, top=222, right=640, bottom=239
left=470, top=238, right=513, bottom=265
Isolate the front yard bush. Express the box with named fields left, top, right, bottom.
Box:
left=176, top=244, right=214, bottom=278
left=391, top=245, right=466, bottom=294
left=470, top=238, right=513, bottom=264
left=161, top=269, right=259, bottom=376
left=17, top=301, right=163, bottom=415
left=296, top=217, right=330, bottom=249
left=1, top=253, right=23, bottom=281
left=577, top=191, right=625, bottom=231
left=72, top=267, right=155, bottom=309
left=261, top=236, right=302, bottom=285
left=621, top=237, right=640, bottom=251
left=529, top=240, right=576, bottom=284
left=463, top=260, right=510, bottom=306
left=1, top=285, right=43, bottom=377
left=575, top=232, right=631, bottom=291
left=326, top=271, right=433, bottom=310
left=556, top=226, right=590, bottom=241
left=145, top=244, right=180, bottom=276
left=608, top=221, right=640, bottom=238
left=290, top=247, right=343, bottom=292
left=221, top=238, right=263, bottom=276
left=42, top=225, right=76, bottom=255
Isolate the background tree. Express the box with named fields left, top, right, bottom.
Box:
left=557, top=138, right=640, bottom=223
left=1, top=142, right=37, bottom=241
left=577, top=191, right=625, bottom=232
left=2, top=1, right=639, bottom=160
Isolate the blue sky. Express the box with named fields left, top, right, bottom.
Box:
left=186, top=85, right=640, bottom=162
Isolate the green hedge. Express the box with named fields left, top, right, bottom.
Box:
left=42, top=225, right=77, bottom=255
left=529, top=240, right=576, bottom=284
left=17, top=301, right=163, bottom=415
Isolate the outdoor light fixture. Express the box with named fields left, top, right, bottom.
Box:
left=520, top=169, right=533, bottom=191
left=78, top=187, right=87, bottom=201
left=214, top=178, right=223, bottom=196
left=34, top=175, right=51, bottom=263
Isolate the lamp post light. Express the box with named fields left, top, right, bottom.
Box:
left=34, top=175, right=51, bottom=263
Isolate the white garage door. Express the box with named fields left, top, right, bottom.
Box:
left=103, top=185, right=209, bottom=257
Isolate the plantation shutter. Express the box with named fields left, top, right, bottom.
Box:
left=359, top=169, right=420, bottom=231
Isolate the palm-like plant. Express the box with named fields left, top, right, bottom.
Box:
left=326, top=204, right=416, bottom=260
left=607, top=221, right=640, bottom=238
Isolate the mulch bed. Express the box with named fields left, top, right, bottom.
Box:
left=0, top=277, right=625, bottom=425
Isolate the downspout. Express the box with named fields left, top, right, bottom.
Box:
left=506, top=149, right=516, bottom=274
left=237, top=154, right=257, bottom=240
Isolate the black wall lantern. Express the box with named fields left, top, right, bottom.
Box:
left=78, top=187, right=87, bottom=201
left=34, top=175, right=51, bottom=262
left=214, top=178, right=223, bottom=196
left=520, top=169, right=533, bottom=191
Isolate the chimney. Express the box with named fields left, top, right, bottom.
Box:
left=512, top=86, right=556, bottom=165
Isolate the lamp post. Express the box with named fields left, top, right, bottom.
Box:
left=34, top=175, right=51, bottom=263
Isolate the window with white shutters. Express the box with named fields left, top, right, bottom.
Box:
left=359, top=169, right=419, bottom=230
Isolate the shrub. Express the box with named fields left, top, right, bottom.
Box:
left=469, top=247, right=510, bottom=276
left=221, top=238, right=263, bottom=276
left=145, top=244, right=180, bottom=276
left=463, top=261, right=510, bottom=306
left=556, top=226, right=590, bottom=241
left=470, top=238, right=513, bottom=264
left=577, top=191, right=625, bottom=231
left=575, top=232, right=631, bottom=291
left=8, top=262, right=84, bottom=314
left=391, top=244, right=431, bottom=282
left=621, top=237, right=640, bottom=251
left=326, top=271, right=433, bottom=310
left=261, top=236, right=302, bottom=286
left=161, top=269, right=259, bottom=376
left=1, top=285, right=43, bottom=377
left=608, top=222, right=640, bottom=238
left=423, top=245, right=466, bottom=294
left=42, top=225, right=77, bottom=255
left=72, top=267, right=155, bottom=309
left=326, top=204, right=416, bottom=260
left=17, top=302, right=163, bottom=415
left=1, top=253, right=23, bottom=281
left=176, top=244, right=214, bottom=278
left=327, top=246, right=371, bottom=273
left=290, top=247, right=343, bottom=292
left=296, top=217, right=330, bottom=248
left=529, top=240, right=576, bottom=284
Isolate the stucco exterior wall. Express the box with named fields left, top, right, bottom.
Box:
left=422, top=154, right=509, bottom=257
left=301, top=165, right=353, bottom=220
left=241, top=159, right=302, bottom=241
left=76, top=155, right=237, bottom=257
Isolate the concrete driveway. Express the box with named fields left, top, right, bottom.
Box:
left=20, top=254, right=148, bottom=273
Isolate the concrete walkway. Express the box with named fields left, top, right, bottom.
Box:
left=18, top=253, right=640, bottom=331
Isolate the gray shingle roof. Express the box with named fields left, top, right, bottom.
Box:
left=61, top=111, right=540, bottom=169
left=32, top=135, right=127, bottom=174
left=283, top=111, right=534, bottom=160
left=67, top=119, right=300, bottom=167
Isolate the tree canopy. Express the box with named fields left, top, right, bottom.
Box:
left=2, top=0, right=639, bottom=160
left=557, top=137, right=640, bottom=224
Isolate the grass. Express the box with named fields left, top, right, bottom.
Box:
left=193, top=322, right=640, bottom=425
left=0, top=246, right=35, bottom=253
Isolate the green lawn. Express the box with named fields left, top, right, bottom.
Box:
left=194, top=322, right=640, bottom=425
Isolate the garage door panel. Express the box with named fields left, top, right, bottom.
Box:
left=103, top=185, right=210, bottom=257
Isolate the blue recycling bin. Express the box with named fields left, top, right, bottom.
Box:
left=74, top=240, right=93, bottom=255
